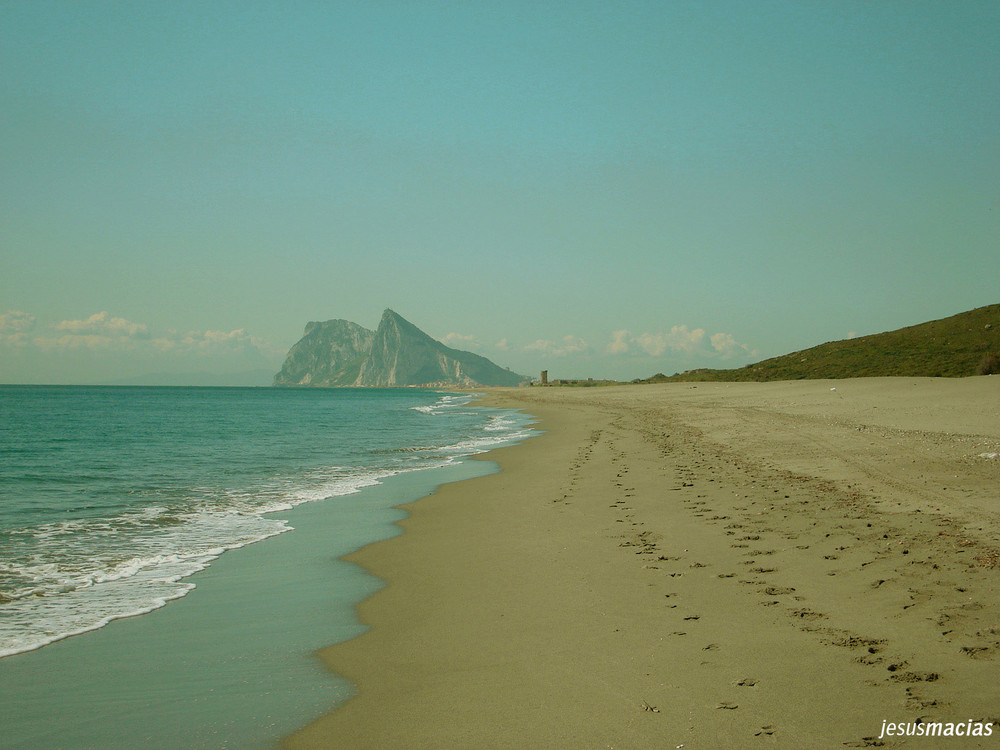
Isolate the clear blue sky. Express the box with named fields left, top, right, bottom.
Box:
left=2, top=0, right=997, bottom=384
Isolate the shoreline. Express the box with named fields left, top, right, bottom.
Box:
left=284, top=377, right=1000, bottom=749
left=1, top=460, right=503, bottom=750
left=0, top=400, right=527, bottom=750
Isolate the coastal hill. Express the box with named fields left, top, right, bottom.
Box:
left=638, top=304, right=1000, bottom=383
left=274, top=309, right=528, bottom=388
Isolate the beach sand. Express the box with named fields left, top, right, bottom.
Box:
left=284, top=377, right=1000, bottom=749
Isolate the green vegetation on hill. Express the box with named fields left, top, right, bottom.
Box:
left=637, top=304, right=1000, bottom=383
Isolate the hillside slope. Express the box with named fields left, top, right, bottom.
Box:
left=641, top=304, right=1000, bottom=383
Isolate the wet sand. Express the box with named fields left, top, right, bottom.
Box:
left=284, top=377, right=1000, bottom=749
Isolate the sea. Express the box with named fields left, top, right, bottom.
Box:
left=0, top=385, right=537, bottom=749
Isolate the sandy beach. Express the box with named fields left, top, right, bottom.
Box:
left=284, top=377, right=1000, bottom=749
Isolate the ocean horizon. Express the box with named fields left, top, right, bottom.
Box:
left=0, top=385, right=537, bottom=748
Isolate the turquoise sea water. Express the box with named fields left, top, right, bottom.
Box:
left=0, top=386, right=536, bottom=749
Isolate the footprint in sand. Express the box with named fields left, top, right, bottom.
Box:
left=842, top=738, right=887, bottom=748
left=890, top=670, right=940, bottom=683
left=761, top=586, right=795, bottom=596
left=904, top=687, right=947, bottom=710
left=960, top=645, right=993, bottom=659
left=825, top=633, right=887, bottom=665
left=789, top=608, right=826, bottom=620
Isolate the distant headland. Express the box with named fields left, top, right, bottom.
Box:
left=273, top=309, right=529, bottom=388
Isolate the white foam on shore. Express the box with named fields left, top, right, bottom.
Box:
left=0, top=394, right=538, bottom=660
left=0, top=466, right=404, bottom=657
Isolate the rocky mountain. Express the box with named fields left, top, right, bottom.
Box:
left=273, top=319, right=375, bottom=387
left=274, top=309, right=528, bottom=388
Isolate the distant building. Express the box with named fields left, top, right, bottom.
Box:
left=540, top=370, right=548, bottom=385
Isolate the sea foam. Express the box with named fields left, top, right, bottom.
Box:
left=0, top=387, right=537, bottom=659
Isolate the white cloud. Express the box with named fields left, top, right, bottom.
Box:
left=495, top=338, right=510, bottom=351
left=173, top=328, right=277, bottom=357
left=710, top=332, right=737, bottom=354
left=606, top=329, right=631, bottom=354
left=33, top=312, right=151, bottom=351
left=524, top=339, right=552, bottom=354
left=53, top=311, right=149, bottom=339
left=605, top=326, right=753, bottom=360
left=709, top=331, right=756, bottom=359
left=441, top=332, right=480, bottom=350
left=524, top=335, right=591, bottom=357
left=34, top=334, right=107, bottom=351
left=0, top=310, right=36, bottom=345
left=18, top=311, right=275, bottom=359
left=0, top=310, right=36, bottom=333
left=635, top=326, right=705, bottom=356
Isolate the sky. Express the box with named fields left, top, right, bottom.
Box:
left=2, top=0, right=997, bottom=384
